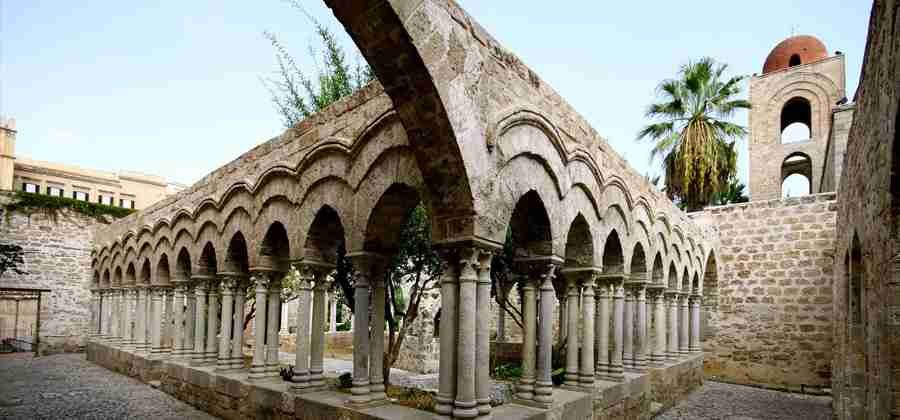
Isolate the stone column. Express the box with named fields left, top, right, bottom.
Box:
left=217, top=277, right=236, bottom=370
left=623, top=286, right=634, bottom=371
left=649, top=287, right=667, bottom=366
left=150, top=287, right=164, bottom=358
left=563, top=275, right=580, bottom=387
left=163, top=287, right=174, bottom=354
left=370, top=275, right=387, bottom=403
left=249, top=272, right=270, bottom=380
left=310, top=275, right=329, bottom=389
left=666, top=292, right=678, bottom=360
left=516, top=274, right=537, bottom=400
left=453, top=249, right=478, bottom=418
left=205, top=278, right=220, bottom=364
left=266, top=275, right=282, bottom=375
left=634, top=285, right=648, bottom=372
left=231, top=279, right=247, bottom=369
left=595, top=279, right=610, bottom=380
left=185, top=285, right=196, bottom=360
left=580, top=272, right=596, bottom=389
left=534, top=264, right=557, bottom=408
left=475, top=251, right=493, bottom=416
left=280, top=295, right=290, bottom=336
left=679, top=293, right=689, bottom=355
left=89, top=290, right=98, bottom=338
left=435, top=253, right=459, bottom=416
left=135, top=287, right=148, bottom=353
left=689, top=293, right=701, bottom=353
left=609, top=278, right=625, bottom=381
left=328, top=294, right=337, bottom=333
left=292, top=266, right=313, bottom=391
left=98, top=291, right=107, bottom=339
left=172, top=283, right=186, bottom=358
left=192, top=277, right=209, bottom=365
left=111, top=290, right=120, bottom=345
left=348, top=254, right=372, bottom=405
left=121, top=289, right=133, bottom=349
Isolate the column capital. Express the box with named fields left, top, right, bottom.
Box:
left=559, top=266, right=602, bottom=287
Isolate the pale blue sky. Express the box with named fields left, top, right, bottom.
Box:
left=2, top=1, right=871, bottom=190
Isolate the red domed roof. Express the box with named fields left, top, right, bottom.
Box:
left=762, top=35, right=829, bottom=74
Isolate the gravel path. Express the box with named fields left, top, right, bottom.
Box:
left=655, top=381, right=832, bottom=420
left=0, top=353, right=216, bottom=420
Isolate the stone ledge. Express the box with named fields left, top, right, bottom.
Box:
left=86, top=340, right=701, bottom=419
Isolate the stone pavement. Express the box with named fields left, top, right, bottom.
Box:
left=0, top=353, right=216, bottom=420
left=654, top=381, right=832, bottom=420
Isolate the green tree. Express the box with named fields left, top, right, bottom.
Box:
left=263, top=1, right=373, bottom=129
left=637, top=57, right=751, bottom=212
left=712, top=177, right=750, bottom=205
left=0, top=243, right=26, bottom=278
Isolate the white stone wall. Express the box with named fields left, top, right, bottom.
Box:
left=0, top=202, right=98, bottom=354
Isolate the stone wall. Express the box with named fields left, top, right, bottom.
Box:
left=831, top=1, right=900, bottom=418
left=0, top=195, right=100, bottom=354
left=693, top=193, right=837, bottom=391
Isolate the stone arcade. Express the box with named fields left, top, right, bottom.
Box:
left=85, top=1, right=716, bottom=419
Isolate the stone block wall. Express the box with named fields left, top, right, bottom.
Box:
left=0, top=197, right=100, bottom=354
left=694, top=193, right=837, bottom=391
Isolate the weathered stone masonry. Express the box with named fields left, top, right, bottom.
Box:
left=694, top=193, right=836, bottom=391
left=0, top=195, right=99, bottom=354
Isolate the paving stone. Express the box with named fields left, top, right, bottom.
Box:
left=654, top=381, right=831, bottom=420
left=0, top=353, right=216, bottom=420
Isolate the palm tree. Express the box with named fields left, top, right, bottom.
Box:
left=637, top=57, right=750, bottom=211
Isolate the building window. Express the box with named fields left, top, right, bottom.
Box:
left=119, top=198, right=134, bottom=209
left=47, top=186, right=64, bottom=197
left=22, top=183, right=39, bottom=193
left=99, top=195, right=113, bottom=206
left=73, top=191, right=89, bottom=202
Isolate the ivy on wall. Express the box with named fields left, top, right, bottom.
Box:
left=3, top=191, right=134, bottom=222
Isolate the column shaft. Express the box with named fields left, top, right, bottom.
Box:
left=349, top=270, right=371, bottom=404
left=231, top=282, right=246, bottom=369
left=370, top=279, right=387, bottom=402
left=635, top=287, right=647, bottom=372
left=217, top=279, right=235, bottom=370
left=475, top=252, right=493, bottom=415
left=185, top=287, right=196, bottom=360
left=580, top=277, right=596, bottom=388
left=533, top=267, right=556, bottom=407
left=310, top=280, right=327, bottom=389
left=172, top=286, right=185, bottom=357
left=564, top=278, right=580, bottom=387
left=651, top=293, right=666, bottom=365
left=516, top=278, right=536, bottom=400
left=135, top=288, right=148, bottom=353
left=453, top=253, right=478, bottom=419
left=623, top=288, right=634, bottom=371
left=679, top=294, right=689, bottom=355
left=163, top=288, right=174, bottom=353
left=435, top=258, right=458, bottom=416
left=266, top=279, right=281, bottom=375
left=292, top=271, right=312, bottom=390
left=249, top=274, right=269, bottom=379
left=205, top=283, right=219, bottom=363
left=150, top=288, right=164, bottom=357
left=609, top=281, right=625, bottom=381
left=667, top=294, right=678, bottom=360
left=193, top=284, right=208, bottom=364
left=596, top=282, right=610, bottom=379
left=690, top=295, right=701, bottom=353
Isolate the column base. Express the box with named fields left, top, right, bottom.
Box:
left=532, top=381, right=553, bottom=409
left=347, top=381, right=371, bottom=406
left=434, top=395, right=455, bottom=417
left=606, top=365, right=625, bottom=382
left=308, top=371, right=325, bottom=388
left=452, top=399, right=479, bottom=419
left=515, top=378, right=535, bottom=400
left=368, top=381, right=386, bottom=402
left=248, top=364, right=271, bottom=381
left=563, top=372, right=580, bottom=388
left=579, top=374, right=595, bottom=389
left=476, top=398, right=492, bottom=416
left=689, top=347, right=701, bottom=353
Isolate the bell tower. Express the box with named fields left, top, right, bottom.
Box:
left=748, top=35, right=847, bottom=201
left=0, top=117, right=16, bottom=191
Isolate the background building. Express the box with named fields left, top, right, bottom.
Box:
left=0, top=117, right=184, bottom=210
